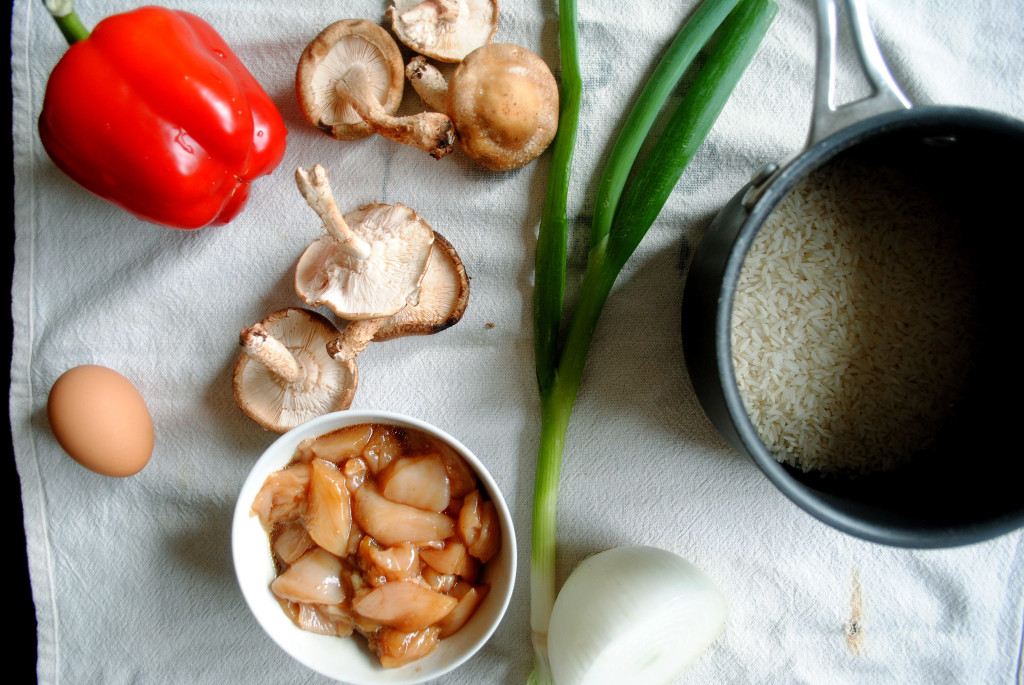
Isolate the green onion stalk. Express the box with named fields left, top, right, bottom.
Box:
left=529, top=0, right=777, bottom=682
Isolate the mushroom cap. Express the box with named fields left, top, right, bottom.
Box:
left=387, top=0, right=499, bottom=63
left=374, top=231, right=470, bottom=340
left=296, top=19, right=405, bottom=141
left=295, top=202, right=435, bottom=320
left=447, top=43, right=559, bottom=171
left=233, top=308, right=358, bottom=433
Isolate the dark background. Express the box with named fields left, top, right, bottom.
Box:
left=7, top=1, right=41, bottom=681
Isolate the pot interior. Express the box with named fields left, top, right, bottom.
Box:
left=723, top=109, right=1024, bottom=546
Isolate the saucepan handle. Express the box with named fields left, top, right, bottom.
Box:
left=809, top=0, right=912, bottom=145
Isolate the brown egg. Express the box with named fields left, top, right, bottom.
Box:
left=47, top=365, right=154, bottom=477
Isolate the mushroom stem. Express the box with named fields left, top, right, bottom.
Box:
left=327, top=318, right=388, bottom=361
left=402, top=0, right=461, bottom=25
left=295, top=166, right=373, bottom=260
left=240, top=323, right=303, bottom=384
left=406, top=56, right=450, bottom=113
left=337, top=63, right=455, bottom=160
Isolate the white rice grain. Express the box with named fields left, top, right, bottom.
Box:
left=731, top=158, right=980, bottom=476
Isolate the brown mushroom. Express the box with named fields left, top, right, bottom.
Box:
left=294, top=164, right=470, bottom=363
left=406, top=44, right=558, bottom=170
left=294, top=164, right=437, bottom=361
left=387, top=0, right=499, bottom=63
left=297, top=19, right=454, bottom=158
left=326, top=230, right=470, bottom=360
left=294, top=164, right=435, bottom=321
left=233, top=308, right=358, bottom=433
left=371, top=232, right=470, bottom=341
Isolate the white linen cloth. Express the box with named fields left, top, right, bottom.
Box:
left=11, top=0, right=1024, bottom=683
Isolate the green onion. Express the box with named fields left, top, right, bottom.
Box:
left=589, top=0, right=745, bottom=249
left=530, top=0, right=777, bottom=682
left=529, top=2, right=580, bottom=681
left=607, top=0, right=779, bottom=268
left=533, top=0, right=582, bottom=400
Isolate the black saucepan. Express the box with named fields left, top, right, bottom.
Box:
left=681, top=0, right=1024, bottom=547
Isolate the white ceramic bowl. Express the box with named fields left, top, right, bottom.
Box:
left=232, top=410, right=516, bottom=684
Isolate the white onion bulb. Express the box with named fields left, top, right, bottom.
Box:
left=547, top=546, right=726, bottom=685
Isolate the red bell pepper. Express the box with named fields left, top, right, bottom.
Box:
left=38, top=4, right=287, bottom=229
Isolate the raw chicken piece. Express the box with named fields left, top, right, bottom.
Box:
left=421, top=567, right=457, bottom=593
left=342, top=457, right=368, bottom=493
left=272, top=519, right=314, bottom=565
left=436, top=444, right=477, bottom=498
left=305, top=459, right=352, bottom=556
left=271, top=548, right=346, bottom=605
left=362, top=426, right=404, bottom=474
left=353, top=484, right=455, bottom=545
left=297, top=602, right=355, bottom=638
left=359, top=538, right=421, bottom=584
left=419, top=537, right=479, bottom=581
left=379, top=453, right=450, bottom=512
left=370, top=626, right=441, bottom=668
left=437, top=583, right=489, bottom=638
left=251, top=463, right=312, bottom=530
left=352, top=580, right=457, bottom=632
left=309, top=424, right=373, bottom=463
left=457, top=490, right=501, bottom=563
left=292, top=438, right=317, bottom=464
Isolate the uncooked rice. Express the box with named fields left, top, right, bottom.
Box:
left=730, top=158, right=979, bottom=476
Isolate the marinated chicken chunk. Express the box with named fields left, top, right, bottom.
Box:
left=251, top=422, right=501, bottom=668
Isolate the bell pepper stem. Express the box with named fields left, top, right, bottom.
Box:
left=44, top=0, right=90, bottom=45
